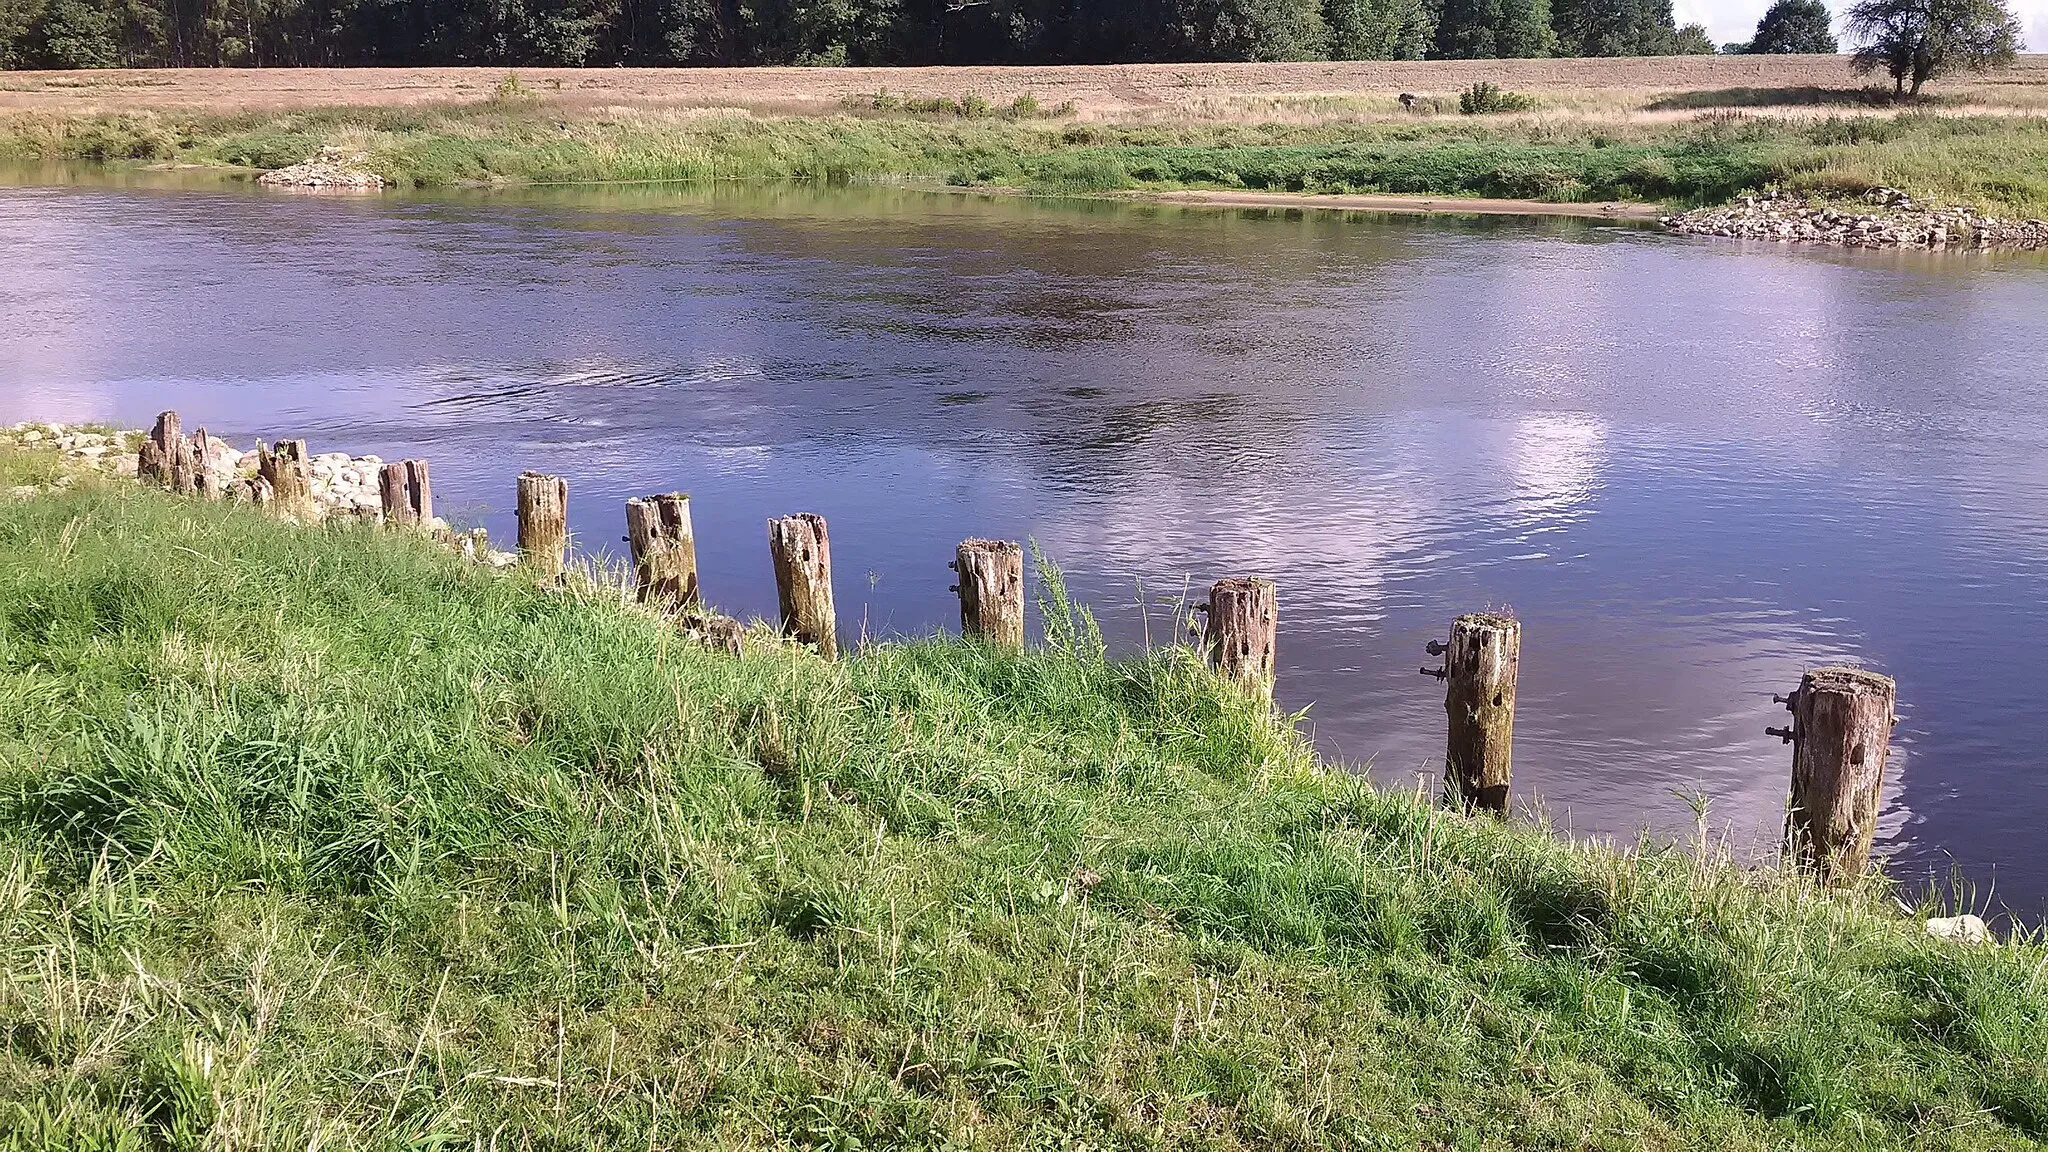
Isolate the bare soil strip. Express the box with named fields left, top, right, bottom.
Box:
left=4, top=57, right=2045, bottom=119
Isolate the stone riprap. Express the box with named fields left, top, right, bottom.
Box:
left=1664, top=188, right=2048, bottom=251
left=256, top=147, right=386, bottom=190
left=6, top=422, right=515, bottom=566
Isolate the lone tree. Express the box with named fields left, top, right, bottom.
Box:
left=1846, top=0, right=2021, bottom=95
left=1747, top=0, right=1840, bottom=51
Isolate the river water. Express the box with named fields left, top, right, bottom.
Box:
left=5, top=176, right=2047, bottom=919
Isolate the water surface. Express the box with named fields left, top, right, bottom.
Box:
left=5, top=176, right=2046, bottom=918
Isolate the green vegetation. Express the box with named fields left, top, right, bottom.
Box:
left=8, top=101, right=2048, bottom=215
left=840, top=90, right=1079, bottom=120
left=3, top=438, right=2048, bottom=1149
left=1459, top=80, right=1539, bottom=114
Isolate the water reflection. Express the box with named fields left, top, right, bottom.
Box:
left=4, top=175, right=2047, bottom=919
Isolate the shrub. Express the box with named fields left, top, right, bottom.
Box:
left=491, top=72, right=537, bottom=105
left=1460, top=81, right=1536, bottom=115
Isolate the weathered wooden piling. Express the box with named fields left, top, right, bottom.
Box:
left=189, top=429, right=221, bottom=500
left=953, top=539, right=1025, bottom=649
left=625, top=493, right=700, bottom=610
left=767, top=513, right=837, bottom=659
left=257, top=440, right=316, bottom=520
left=378, top=460, right=433, bottom=527
left=1440, top=612, right=1520, bottom=815
left=138, top=411, right=190, bottom=491
left=1779, top=666, right=1897, bottom=884
left=1202, top=577, right=1277, bottom=703
left=516, top=472, right=569, bottom=579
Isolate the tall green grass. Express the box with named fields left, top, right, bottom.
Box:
left=6, top=104, right=2048, bottom=214
left=1, top=441, right=2045, bottom=1149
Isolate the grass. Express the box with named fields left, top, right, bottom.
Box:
left=4, top=98, right=2048, bottom=215
left=2, top=435, right=2047, bottom=1149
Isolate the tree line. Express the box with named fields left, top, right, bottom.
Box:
left=1, top=0, right=1719, bottom=70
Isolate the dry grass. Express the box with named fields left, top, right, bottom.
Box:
left=3, top=57, right=2047, bottom=124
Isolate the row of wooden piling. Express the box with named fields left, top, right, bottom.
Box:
left=137, top=411, right=437, bottom=527
left=1422, top=614, right=1900, bottom=884
left=135, top=410, right=1900, bottom=886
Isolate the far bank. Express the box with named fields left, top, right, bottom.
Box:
left=3, top=59, right=2048, bottom=219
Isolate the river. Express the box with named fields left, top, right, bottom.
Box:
left=5, top=175, right=2047, bottom=919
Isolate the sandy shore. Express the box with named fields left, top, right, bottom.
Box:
left=1137, top=188, right=1664, bottom=220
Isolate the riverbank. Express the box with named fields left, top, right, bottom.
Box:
left=3, top=428, right=2045, bottom=1148
left=4, top=60, right=2048, bottom=220
left=1141, top=188, right=1663, bottom=219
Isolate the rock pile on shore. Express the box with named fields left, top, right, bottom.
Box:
left=1663, top=188, right=2048, bottom=250
left=257, top=147, right=385, bottom=190
left=6, top=422, right=516, bottom=566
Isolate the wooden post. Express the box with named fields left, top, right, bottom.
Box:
left=189, top=429, right=222, bottom=500
left=1441, top=613, right=1520, bottom=815
left=517, top=472, right=569, bottom=579
left=953, top=539, right=1024, bottom=649
left=379, top=460, right=432, bottom=528
left=1202, top=577, right=1277, bottom=703
left=258, top=439, right=316, bottom=520
left=1780, top=667, right=1897, bottom=885
left=625, top=493, right=700, bottom=610
left=139, top=411, right=190, bottom=491
left=767, top=513, right=837, bottom=659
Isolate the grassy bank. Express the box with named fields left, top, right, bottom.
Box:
left=2, top=437, right=2047, bottom=1150
left=6, top=98, right=2048, bottom=215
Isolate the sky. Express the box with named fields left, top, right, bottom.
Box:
left=1672, top=0, right=2048, bottom=51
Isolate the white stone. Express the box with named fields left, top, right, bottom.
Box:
left=1926, top=915, right=1991, bottom=945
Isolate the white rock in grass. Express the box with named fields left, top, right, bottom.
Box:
left=1926, top=915, right=1991, bottom=945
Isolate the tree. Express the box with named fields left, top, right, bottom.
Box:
left=1548, top=0, right=1678, bottom=54
left=1431, top=0, right=1552, bottom=57
left=1671, top=20, right=1712, bottom=49
left=0, top=0, right=45, bottom=66
left=1847, top=0, right=2020, bottom=94
left=1745, top=0, right=1837, bottom=51
left=28, top=0, right=121, bottom=64
left=1323, top=0, right=1432, bottom=57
